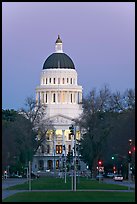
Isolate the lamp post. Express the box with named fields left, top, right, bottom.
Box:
left=128, top=139, right=132, bottom=191
left=74, top=127, right=76, bottom=191
left=69, top=124, right=77, bottom=191
left=29, top=161, right=31, bottom=191
left=53, top=129, right=56, bottom=176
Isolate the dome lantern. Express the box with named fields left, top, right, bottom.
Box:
left=55, top=34, right=63, bottom=53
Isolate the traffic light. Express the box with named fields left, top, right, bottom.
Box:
left=111, top=156, right=114, bottom=160
left=113, top=166, right=116, bottom=173
left=98, top=160, right=102, bottom=166
left=66, top=151, right=73, bottom=163
left=129, top=139, right=132, bottom=146
left=70, top=150, right=73, bottom=162
left=113, top=166, right=116, bottom=170
left=69, top=125, right=74, bottom=136
left=128, top=150, right=132, bottom=162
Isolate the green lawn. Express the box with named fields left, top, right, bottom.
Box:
left=3, top=177, right=135, bottom=202
left=3, top=191, right=135, bottom=202
left=6, top=176, right=129, bottom=190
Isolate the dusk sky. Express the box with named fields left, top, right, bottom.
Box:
left=2, top=2, right=135, bottom=110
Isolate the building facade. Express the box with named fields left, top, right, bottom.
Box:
left=32, top=35, right=83, bottom=173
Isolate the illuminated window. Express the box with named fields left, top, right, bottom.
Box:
left=56, top=145, right=62, bottom=154
left=56, top=160, right=59, bottom=169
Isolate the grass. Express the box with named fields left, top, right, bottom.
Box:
left=3, top=176, right=135, bottom=202
left=6, top=176, right=129, bottom=190
left=3, top=191, right=135, bottom=202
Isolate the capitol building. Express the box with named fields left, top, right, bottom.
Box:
left=32, top=35, right=83, bottom=173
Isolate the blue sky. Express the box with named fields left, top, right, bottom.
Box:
left=2, top=2, right=135, bottom=110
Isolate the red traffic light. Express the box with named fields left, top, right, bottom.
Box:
left=98, top=160, right=102, bottom=166
left=113, top=166, right=116, bottom=170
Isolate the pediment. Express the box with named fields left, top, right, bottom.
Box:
left=46, top=114, right=75, bottom=125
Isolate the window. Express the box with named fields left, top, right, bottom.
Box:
left=56, top=145, right=62, bottom=154
left=68, top=144, right=71, bottom=152
left=46, top=78, right=48, bottom=84
left=62, top=78, right=65, bottom=84
left=70, top=78, right=73, bottom=84
left=53, top=78, right=56, bottom=84
left=56, top=160, right=59, bottom=169
left=46, top=93, right=48, bottom=103
left=49, top=78, right=51, bottom=83
left=67, top=78, right=69, bottom=83
left=53, top=93, right=56, bottom=103
left=71, top=93, right=73, bottom=103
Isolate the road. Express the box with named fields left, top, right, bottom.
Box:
left=2, top=178, right=28, bottom=200
left=103, top=178, right=135, bottom=189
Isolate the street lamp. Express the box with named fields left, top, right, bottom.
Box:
left=128, top=139, right=132, bottom=190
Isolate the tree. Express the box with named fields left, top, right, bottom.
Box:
left=77, top=86, right=113, bottom=177
left=2, top=110, right=36, bottom=174
left=77, top=87, right=135, bottom=178
left=20, top=96, right=54, bottom=154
